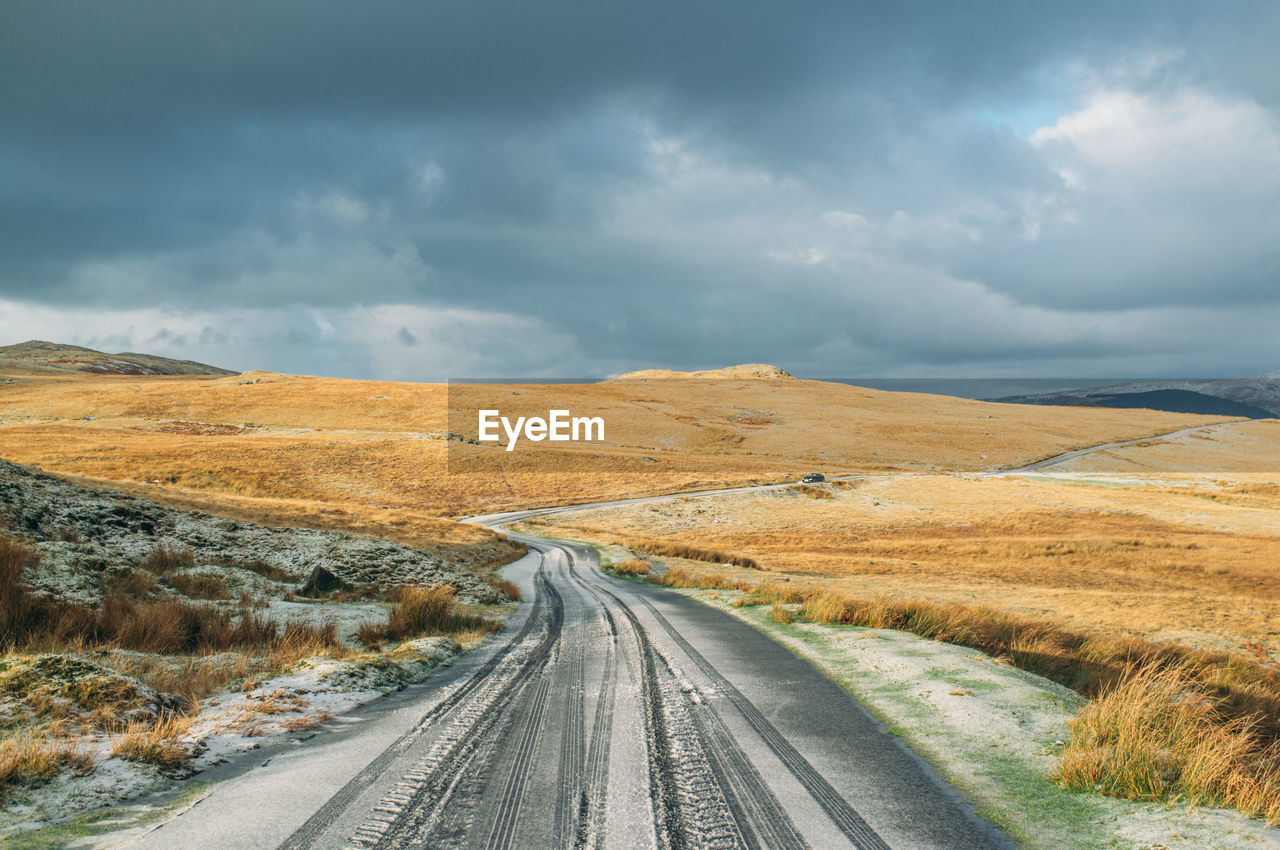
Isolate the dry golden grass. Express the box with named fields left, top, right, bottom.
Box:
left=0, top=731, right=93, bottom=794
left=165, top=572, right=232, bottom=600
left=140, top=545, right=195, bottom=574
left=620, top=537, right=760, bottom=570
left=1057, top=664, right=1280, bottom=822
left=611, top=559, right=652, bottom=577
left=280, top=711, right=334, bottom=732
left=356, top=585, right=500, bottom=646
left=0, top=371, right=1227, bottom=528
left=769, top=602, right=796, bottom=624
left=541, top=467, right=1280, bottom=655
left=1057, top=419, right=1280, bottom=474
left=4, top=533, right=342, bottom=663
left=483, top=576, right=522, bottom=601
left=109, top=711, right=191, bottom=767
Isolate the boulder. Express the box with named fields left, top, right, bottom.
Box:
left=300, top=565, right=343, bottom=595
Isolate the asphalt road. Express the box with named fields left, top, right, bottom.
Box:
left=998, top=421, right=1234, bottom=472
left=125, top=492, right=1009, bottom=850
left=123, top=422, right=1246, bottom=848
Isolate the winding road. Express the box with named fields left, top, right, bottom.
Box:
left=124, top=493, right=1010, bottom=849
left=125, top=421, right=1250, bottom=848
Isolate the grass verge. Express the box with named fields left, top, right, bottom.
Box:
left=653, top=566, right=1280, bottom=824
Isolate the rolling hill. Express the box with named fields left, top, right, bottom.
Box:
left=995, top=372, right=1280, bottom=418
left=0, top=340, right=236, bottom=377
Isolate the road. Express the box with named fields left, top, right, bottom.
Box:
left=998, top=421, right=1235, bottom=473
left=125, top=492, right=1010, bottom=849
left=125, top=420, right=1237, bottom=849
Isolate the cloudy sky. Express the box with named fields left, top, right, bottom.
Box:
left=3, top=2, right=1279, bottom=379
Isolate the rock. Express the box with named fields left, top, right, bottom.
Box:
left=300, top=565, right=343, bottom=595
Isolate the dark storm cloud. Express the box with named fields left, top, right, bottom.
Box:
left=2, top=1, right=1279, bottom=378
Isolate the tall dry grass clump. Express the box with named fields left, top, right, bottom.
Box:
left=0, top=535, right=39, bottom=646
left=109, top=710, right=191, bottom=768
left=140, top=545, right=195, bottom=574
left=612, top=559, right=651, bottom=577
left=357, top=585, right=499, bottom=646
left=627, top=537, right=760, bottom=570
left=656, top=566, right=753, bottom=592
left=1057, top=663, right=1280, bottom=822
left=482, top=575, right=522, bottom=601
left=166, top=572, right=232, bottom=600
left=0, top=731, right=93, bottom=795
left=770, top=603, right=796, bottom=624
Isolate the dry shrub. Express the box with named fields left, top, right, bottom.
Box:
left=110, top=711, right=191, bottom=767
left=481, top=575, right=522, bottom=601
left=110, top=653, right=252, bottom=703
left=1057, top=663, right=1280, bottom=822
left=746, top=582, right=805, bottom=605
left=167, top=572, right=232, bottom=600
left=770, top=603, right=796, bottom=624
left=2, top=540, right=342, bottom=659
left=792, top=484, right=834, bottom=499
left=357, top=585, right=499, bottom=646
left=628, top=537, right=760, bottom=570
left=613, top=559, right=651, bottom=577
left=0, top=731, right=93, bottom=793
left=141, top=545, right=195, bottom=574
left=657, top=566, right=752, bottom=592
left=281, top=711, right=334, bottom=732
left=1, top=535, right=40, bottom=646
left=108, top=568, right=159, bottom=599
left=208, top=555, right=291, bottom=582
left=272, top=617, right=342, bottom=667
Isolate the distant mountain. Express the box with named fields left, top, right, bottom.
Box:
left=994, top=372, right=1280, bottom=418
left=0, top=340, right=236, bottom=377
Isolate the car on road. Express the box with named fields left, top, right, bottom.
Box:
left=800, top=472, right=825, bottom=483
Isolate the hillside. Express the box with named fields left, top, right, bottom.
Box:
left=0, top=340, right=236, bottom=377
left=0, top=366, right=1234, bottom=519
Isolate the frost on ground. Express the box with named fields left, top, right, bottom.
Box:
left=189, top=636, right=459, bottom=769
left=0, top=457, right=502, bottom=604
left=0, top=457, right=512, bottom=842
left=0, top=637, right=461, bottom=840
left=688, top=590, right=1280, bottom=850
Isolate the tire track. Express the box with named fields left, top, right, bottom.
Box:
left=560, top=545, right=790, bottom=850
left=575, top=607, right=616, bottom=849
left=344, top=570, right=564, bottom=849
left=278, top=573, right=553, bottom=850
left=483, top=675, right=554, bottom=850
left=627, top=590, right=890, bottom=850
left=558, top=543, right=824, bottom=849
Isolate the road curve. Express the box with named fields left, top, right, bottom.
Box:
left=125, top=494, right=1009, bottom=850
left=996, top=421, right=1239, bottom=473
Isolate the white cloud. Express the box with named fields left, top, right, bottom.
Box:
left=1032, top=89, right=1280, bottom=194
